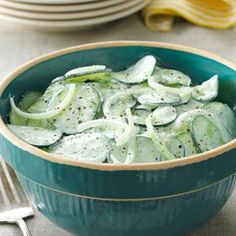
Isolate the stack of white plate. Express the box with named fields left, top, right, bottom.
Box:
left=0, top=0, right=151, bottom=31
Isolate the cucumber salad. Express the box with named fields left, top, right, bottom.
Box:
left=8, top=55, right=236, bottom=164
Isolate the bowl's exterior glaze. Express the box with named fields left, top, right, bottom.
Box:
left=0, top=42, right=236, bottom=235
left=17, top=172, right=236, bottom=236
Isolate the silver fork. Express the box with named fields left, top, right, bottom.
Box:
left=0, top=156, right=34, bottom=236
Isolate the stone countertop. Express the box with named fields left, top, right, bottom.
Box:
left=0, top=13, right=235, bottom=236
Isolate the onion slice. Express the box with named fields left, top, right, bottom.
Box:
left=145, top=114, right=175, bottom=160
left=10, top=84, right=76, bottom=120
left=103, top=88, right=147, bottom=117
left=124, top=108, right=136, bottom=164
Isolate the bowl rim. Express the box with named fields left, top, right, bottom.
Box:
left=0, top=40, right=235, bottom=171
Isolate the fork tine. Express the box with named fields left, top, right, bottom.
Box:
left=7, top=166, right=27, bottom=202
left=0, top=159, right=21, bottom=204
left=0, top=175, right=10, bottom=207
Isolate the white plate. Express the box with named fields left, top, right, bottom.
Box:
left=0, top=0, right=150, bottom=31
left=0, top=0, right=128, bottom=12
left=0, top=0, right=142, bottom=20
left=8, top=0, right=99, bottom=5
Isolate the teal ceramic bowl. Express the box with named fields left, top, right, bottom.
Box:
left=0, top=41, right=235, bottom=236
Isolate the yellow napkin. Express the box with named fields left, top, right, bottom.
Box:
left=142, top=0, right=236, bottom=31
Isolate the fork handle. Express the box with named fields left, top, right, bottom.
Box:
left=16, top=219, right=32, bottom=236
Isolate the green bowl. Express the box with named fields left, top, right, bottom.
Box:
left=0, top=41, right=235, bottom=236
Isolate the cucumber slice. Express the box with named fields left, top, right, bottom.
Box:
left=49, top=133, right=110, bottom=163
left=192, top=75, right=219, bottom=102
left=20, top=91, right=54, bottom=129
left=27, top=119, right=55, bottom=129
left=19, top=91, right=42, bottom=111
left=90, top=80, right=128, bottom=102
left=28, top=82, right=66, bottom=113
left=65, top=65, right=107, bottom=78
left=135, top=104, right=157, bottom=111
left=191, top=115, right=225, bottom=152
left=135, top=125, right=147, bottom=134
left=165, top=137, right=185, bottom=159
left=81, top=126, right=123, bottom=139
left=151, top=106, right=177, bottom=126
left=109, top=135, right=161, bottom=164
left=112, top=55, right=156, bottom=84
left=51, top=85, right=100, bottom=134
left=9, top=91, right=42, bottom=126
left=203, top=102, right=236, bottom=137
left=77, top=119, right=130, bottom=146
left=148, top=77, right=191, bottom=103
left=137, top=89, right=181, bottom=106
left=152, top=69, right=191, bottom=86
left=133, top=109, right=151, bottom=126
left=66, top=71, right=111, bottom=83
left=9, top=110, right=26, bottom=126
left=173, top=109, right=233, bottom=143
left=176, top=132, right=199, bottom=156
left=157, top=133, right=185, bottom=159
left=176, top=99, right=205, bottom=115
left=7, top=124, right=62, bottom=147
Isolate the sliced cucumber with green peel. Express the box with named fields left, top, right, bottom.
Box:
left=148, top=76, right=191, bottom=103
left=66, top=71, right=111, bottom=83
left=135, top=104, right=157, bottom=111
left=137, top=88, right=181, bottom=105
left=192, top=75, right=218, bottom=102
left=109, top=135, right=161, bottom=164
left=152, top=69, right=191, bottom=86
left=21, top=91, right=53, bottom=129
left=176, top=132, right=199, bottom=156
left=19, top=91, right=42, bottom=111
left=133, top=109, right=151, bottom=126
left=9, top=91, right=43, bottom=126
left=51, top=85, right=100, bottom=134
left=151, top=106, right=177, bottom=126
left=8, top=124, right=62, bottom=147
left=176, top=99, right=205, bottom=115
left=112, top=55, right=156, bottom=84
left=203, top=102, right=236, bottom=137
left=49, top=133, right=110, bottom=163
left=173, top=109, right=233, bottom=143
left=158, top=133, right=185, bottom=159
left=90, top=80, right=128, bottom=102
left=191, top=115, right=225, bottom=152
left=9, top=110, right=26, bottom=126
left=27, top=119, right=55, bottom=129
left=28, top=82, right=66, bottom=113
left=81, top=125, right=124, bottom=139
left=65, top=65, right=107, bottom=78
left=133, top=106, right=177, bottom=127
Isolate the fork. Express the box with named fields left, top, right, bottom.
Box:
left=0, top=156, right=34, bottom=236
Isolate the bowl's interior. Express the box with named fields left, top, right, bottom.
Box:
left=0, top=44, right=236, bottom=124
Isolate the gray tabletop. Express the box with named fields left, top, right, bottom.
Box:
left=0, top=14, right=235, bottom=236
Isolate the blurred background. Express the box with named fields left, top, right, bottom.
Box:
left=0, top=0, right=235, bottom=235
